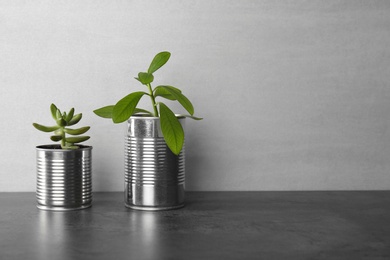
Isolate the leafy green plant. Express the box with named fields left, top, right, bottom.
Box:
left=94, top=51, right=202, bottom=155
left=33, top=104, right=90, bottom=149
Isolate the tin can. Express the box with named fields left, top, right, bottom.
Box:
left=36, top=145, right=92, bottom=211
left=125, top=115, right=185, bottom=210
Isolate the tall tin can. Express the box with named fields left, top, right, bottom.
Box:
left=36, top=145, right=92, bottom=211
left=125, top=115, right=185, bottom=210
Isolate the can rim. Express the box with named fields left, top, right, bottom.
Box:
left=36, top=144, right=92, bottom=151
left=129, top=113, right=186, bottom=120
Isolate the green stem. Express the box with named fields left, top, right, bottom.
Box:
left=147, top=83, right=159, bottom=117
left=60, top=127, right=66, bottom=148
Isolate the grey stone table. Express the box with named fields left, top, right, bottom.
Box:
left=1, top=192, right=390, bottom=260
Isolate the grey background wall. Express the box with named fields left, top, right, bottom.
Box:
left=1, top=0, right=389, bottom=191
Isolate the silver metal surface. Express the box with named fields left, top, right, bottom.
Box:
left=125, top=115, right=185, bottom=210
left=36, top=145, right=92, bottom=211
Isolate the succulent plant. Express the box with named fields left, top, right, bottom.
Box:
left=33, top=104, right=90, bottom=149
left=93, top=51, right=202, bottom=155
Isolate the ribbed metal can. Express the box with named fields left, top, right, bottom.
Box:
left=125, top=115, right=185, bottom=210
left=36, top=145, right=92, bottom=211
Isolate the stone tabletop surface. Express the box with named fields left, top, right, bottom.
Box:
left=1, top=191, right=390, bottom=260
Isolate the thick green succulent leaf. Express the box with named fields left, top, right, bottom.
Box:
left=56, top=110, right=62, bottom=120
left=94, top=105, right=114, bottom=119
left=50, top=104, right=58, bottom=120
left=56, top=118, right=67, bottom=127
left=112, top=92, right=146, bottom=123
left=65, top=136, right=90, bottom=144
left=159, top=102, right=184, bottom=155
left=154, top=86, right=182, bottom=100
left=68, top=113, right=82, bottom=126
left=50, top=135, right=62, bottom=142
left=158, top=86, right=194, bottom=115
left=64, top=126, right=90, bottom=135
left=176, top=114, right=203, bottom=120
left=148, top=51, right=171, bottom=74
left=137, top=72, right=154, bottom=85
left=65, top=108, right=74, bottom=123
left=33, top=123, right=60, bottom=132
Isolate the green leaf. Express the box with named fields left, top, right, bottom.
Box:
left=33, top=123, right=60, bottom=132
left=137, top=72, right=154, bottom=85
left=148, top=51, right=171, bottom=74
left=112, top=92, right=146, bottom=123
left=133, top=108, right=154, bottom=116
left=56, top=118, right=67, bottom=127
left=158, top=86, right=194, bottom=115
left=154, top=86, right=182, bottom=100
left=56, top=110, right=62, bottom=120
left=64, top=126, right=90, bottom=135
left=94, top=105, right=114, bottom=119
left=68, top=113, right=82, bottom=126
left=159, top=102, right=184, bottom=155
left=65, top=136, right=90, bottom=144
left=65, top=108, right=74, bottom=123
left=50, top=104, right=58, bottom=120
left=176, top=114, right=203, bottom=120
left=50, top=135, right=62, bottom=142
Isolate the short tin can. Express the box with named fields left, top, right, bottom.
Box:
left=125, top=115, right=185, bottom=210
left=36, top=145, right=92, bottom=211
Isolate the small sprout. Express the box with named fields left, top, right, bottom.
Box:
left=33, top=104, right=90, bottom=149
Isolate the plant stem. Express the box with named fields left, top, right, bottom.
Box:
left=60, top=127, right=66, bottom=148
left=147, top=83, right=159, bottom=117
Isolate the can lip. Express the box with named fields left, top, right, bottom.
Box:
left=36, top=144, right=92, bottom=151
left=129, top=113, right=185, bottom=120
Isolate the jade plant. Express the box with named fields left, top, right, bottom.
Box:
left=94, top=51, right=202, bottom=155
left=33, top=104, right=90, bottom=149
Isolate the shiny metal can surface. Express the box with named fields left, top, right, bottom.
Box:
left=125, top=115, right=185, bottom=210
left=36, top=145, right=92, bottom=211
